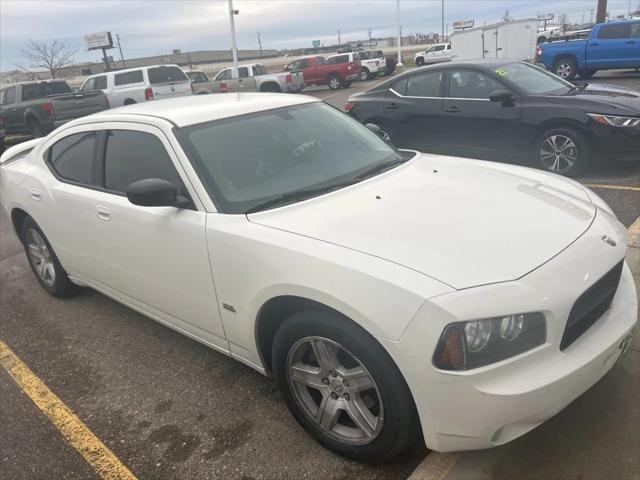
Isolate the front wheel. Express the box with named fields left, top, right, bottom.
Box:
left=327, top=74, right=342, bottom=90
left=534, top=127, right=590, bottom=177
left=272, top=310, right=419, bottom=463
left=20, top=217, right=78, bottom=297
left=415, top=57, right=425, bottom=66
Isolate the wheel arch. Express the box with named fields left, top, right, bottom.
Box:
left=10, top=207, right=30, bottom=240
left=533, top=117, right=590, bottom=145
left=259, top=81, right=282, bottom=93
left=552, top=53, right=578, bottom=69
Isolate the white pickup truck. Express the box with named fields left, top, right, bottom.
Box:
left=188, top=64, right=304, bottom=94
left=357, top=50, right=387, bottom=80
left=414, top=43, right=454, bottom=66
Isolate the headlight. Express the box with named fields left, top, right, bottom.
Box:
left=432, top=312, right=546, bottom=371
left=588, top=113, right=640, bottom=128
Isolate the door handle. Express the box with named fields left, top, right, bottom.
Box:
left=626, top=40, right=636, bottom=44
left=30, top=188, right=41, bottom=201
left=385, top=102, right=399, bottom=110
left=96, top=205, right=111, bottom=221
left=445, top=106, right=461, bottom=113
left=590, top=43, right=599, bottom=47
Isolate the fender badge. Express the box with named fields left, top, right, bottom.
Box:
left=601, top=235, right=617, bottom=247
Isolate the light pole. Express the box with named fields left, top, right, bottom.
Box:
left=396, top=0, right=403, bottom=66
left=228, top=0, right=239, bottom=78
left=441, top=0, right=445, bottom=39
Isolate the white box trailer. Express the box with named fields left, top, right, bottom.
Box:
left=451, top=18, right=538, bottom=62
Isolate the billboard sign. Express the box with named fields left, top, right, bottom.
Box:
left=537, top=13, right=554, bottom=21
left=453, top=20, right=474, bottom=30
left=312, top=40, right=321, bottom=48
left=85, top=31, right=113, bottom=50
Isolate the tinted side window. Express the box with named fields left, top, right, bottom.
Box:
left=597, top=24, right=631, bottom=39
left=253, top=64, right=266, bottom=75
left=94, top=76, right=108, bottom=90
left=104, top=130, right=183, bottom=193
left=448, top=70, right=502, bottom=99
left=392, top=77, right=408, bottom=95
left=114, top=70, right=144, bottom=86
left=48, top=132, right=96, bottom=185
left=405, top=71, right=443, bottom=97
left=215, top=69, right=232, bottom=81
left=80, top=78, right=95, bottom=91
left=298, top=59, right=310, bottom=68
left=4, top=87, right=16, bottom=104
left=631, top=23, right=640, bottom=37
left=238, top=67, right=249, bottom=78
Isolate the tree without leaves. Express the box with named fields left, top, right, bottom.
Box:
left=502, top=9, right=513, bottom=22
left=18, top=39, right=76, bottom=79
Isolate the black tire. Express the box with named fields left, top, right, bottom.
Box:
left=272, top=310, right=419, bottom=463
left=124, top=99, right=136, bottom=105
left=260, top=83, right=282, bottom=93
left=27, top=118, right=46, bottom=138
left=342, top=80, right=353, bottom=88
left=537, top=36, right=547, bottom=44
left=20, top=217, right=78, bottom=298
left=533, top=126, right=590, bottom=177
left=197, top=91, right=209, bottom=95
left=578, top=69, right=597, bottom=78
left=327, top=73, right=342, bottom=90
left=359, top=69, right=370, bottom=81
left=415, top=57, right=425, bottom=66
left=553, top=56, right=578, bottom=80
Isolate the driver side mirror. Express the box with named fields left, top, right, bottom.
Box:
left=489, top=89, right=515, bottom=107
left=365, top=123, right=392, bottom=144
left=125, top=178, right=189, bottom=208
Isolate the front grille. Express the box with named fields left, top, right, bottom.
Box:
left=560, top=260, right=624, bottom=351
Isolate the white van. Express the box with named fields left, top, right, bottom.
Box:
left=79, top=65, right=192, bottom=107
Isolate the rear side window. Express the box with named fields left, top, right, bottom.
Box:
left=147, top=66, right=188, bottom=84
left=48, top=132, right=96, bottom=185
left=114, top=70, right=143, bottom=86
left=597, top=23, right=631, bottom=39
left=238, top=67, right=249, bottom=78
left=94, top=76, right=107, bottom=90
left=104, top=130, right=184, bottom=193
left=3, top=87, right=16, bottom=104
left=253, top=64, right=266, bottom=75
left=448, top=70, right=502, bottom=99
left=405, top=71, right=443, bottom=97
left=22, top=82, right=71, bottom=100
left=328, top=54, right=349, bottom=64
left=215, top=69, right=232, bottom=81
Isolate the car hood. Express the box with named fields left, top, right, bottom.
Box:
left=248, top=154, right=596, bottom=290
left=545, top=82, right=640, bottom=114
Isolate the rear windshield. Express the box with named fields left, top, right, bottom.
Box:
left=148, top=66, right=189, bottom=84
left=187, top=71, right=209, bottom=83
left=22, top=82, right=71, bottom=100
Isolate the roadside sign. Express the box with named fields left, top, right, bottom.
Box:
left=453, top=20, right=474, bottom=30
left=537, top=13, right=554, bottom=21
left=85, top=31, right=113, bottom=50
left=312, top=40, right=321, bottom=48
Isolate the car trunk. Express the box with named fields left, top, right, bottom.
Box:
left=51, top=91, right=107, bottom=121
left=148, top=66, right=192, bottom=100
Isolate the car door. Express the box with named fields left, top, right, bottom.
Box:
left=382, top=69, right=445, bottom=152
left=84, top=124, right=228, bottom=349
left=112, top=70, right=145, bottom=105
left=230, top=66, right=257, bottom=91
left=440, top=69, right=523, bottom=159
left=588, top=23, right=632, bottom=69
left=1, top=86, right=21, bottom=132
left=628, top=22, right=640, bottom=67
left=212, top=68, right=233, bottom=92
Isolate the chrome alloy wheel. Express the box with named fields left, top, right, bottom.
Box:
left=26, top=228, right=55, bottom=287
left=328, top=77, right=341, bottom=89
left=540, top=134, right=578, bottom=173
left=378, top=128, right=392, bottom=143
left=286, top=336, right=384, bottom=445
left=555, top=62, right=573, bottom=79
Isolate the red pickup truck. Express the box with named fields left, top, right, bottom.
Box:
left=283, top=55, right=360, bottom=90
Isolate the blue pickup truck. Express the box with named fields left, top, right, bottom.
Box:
left=537, top=20, right=640, bottom=80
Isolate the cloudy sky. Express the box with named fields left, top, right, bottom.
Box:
left=1, top=0, right=637, bottom=71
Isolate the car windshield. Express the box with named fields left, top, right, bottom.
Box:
left=497, top=62, right=573, bottom=95
left=178, top=102, right=406, bottom=214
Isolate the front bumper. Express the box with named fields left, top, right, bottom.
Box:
left=590, top=123, right=640, bottom=162
left=382, top=209, right=637, bottom=452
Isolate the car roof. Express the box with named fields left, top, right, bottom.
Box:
left=90, top=92, right=320, bottom=127
left=1, top=79, right=68, bottom=88
left=89, top=64, right=182, bottom=78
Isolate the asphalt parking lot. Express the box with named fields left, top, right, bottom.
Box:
left=1, top=69, right=639, bottom=480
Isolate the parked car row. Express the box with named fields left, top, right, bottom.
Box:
left=188, top=63, right=304, bottom=94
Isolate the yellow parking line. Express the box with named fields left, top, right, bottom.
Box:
left=0, top=339, right=137, bottom=480
left=584, top=184, right=640, bottom=192
left=407, top=453, right=460, bottom=480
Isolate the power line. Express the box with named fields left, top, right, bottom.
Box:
left=116, top=33, right=126, bottom=68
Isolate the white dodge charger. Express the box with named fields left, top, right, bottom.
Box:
left=0, top=93, right=636, bottom=462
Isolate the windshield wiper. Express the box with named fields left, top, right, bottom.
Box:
left=244, top=180, right=358, bottom=214
left=353, top=158, right=408, bottom=180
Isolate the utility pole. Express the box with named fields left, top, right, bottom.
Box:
left=396, top=0, right=403, bottom=65
left=227, top=0, right=239, bottom=78
left=441, top=0, right=445, bottom=39
left=367, top=28, right=372, bottom=49
left=116, top=33, right=126, bottom=68
left=337, top=29, right=341, bottom=47
left=596, top=0, right=607, bottom=23
left=257, top=32, right=262, bottom=57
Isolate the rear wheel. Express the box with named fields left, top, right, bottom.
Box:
left=260, top=83, right=282, bottom=93
left=327, top=74, right=342, bottom=90
left=272, top=310, right=419, bottom=463
left=359, top=69, right=370, bottom=81
left=553, top=57, right=577, bottom=80
left=124, top=98, right=136, bottom=105
left=20, top=217, right=77, bottom=297
left=534, top=127, right=590, bottom=177
left=27, top=118, right=46, bottom=138
left=415, top=57, right=425, bottom=66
